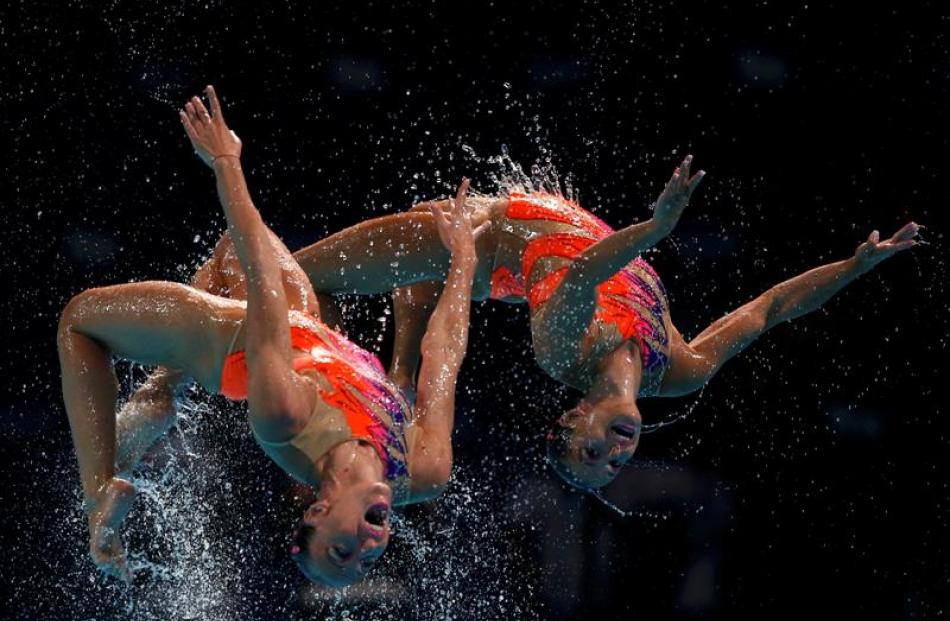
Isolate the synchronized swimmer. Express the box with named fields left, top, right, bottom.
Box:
left=59, top=87, right=482, bottom=586
left=59, top=85, right=920, bottom=586
left=290, top=156, right=919, bottom=491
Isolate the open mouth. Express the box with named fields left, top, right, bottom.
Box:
left=365, top=503, right=389, bottom=527
left=611, top=423, right=638, bottom=440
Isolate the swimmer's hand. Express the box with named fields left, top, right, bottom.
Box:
left=179, top=85, right=242, bottom=168
left=429, top=178, right=489, bottom=262
left=85, top=477, right=136, bottom=583
left=652, top=154, right=705, bottom=234
left=852, top=221, right=920, bottom=271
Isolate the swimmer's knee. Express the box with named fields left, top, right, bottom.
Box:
left=58, top=288, right=100, bottom=341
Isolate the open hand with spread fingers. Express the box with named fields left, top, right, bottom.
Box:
left=179, top=85, right=242, bottom=167
left=853, top=221, right=920, bottom=272
left=653, top=154, right=705, bottom=234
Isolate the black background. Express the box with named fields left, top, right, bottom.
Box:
left=1, top=1, right=948, bottom=619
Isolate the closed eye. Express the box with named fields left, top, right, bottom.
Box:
left=581, top=447, right=601, bottom=463
left=328, top=545, right=352, bottom=566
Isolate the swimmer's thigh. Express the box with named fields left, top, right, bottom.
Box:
left=63, top=281, right=242, bottom=390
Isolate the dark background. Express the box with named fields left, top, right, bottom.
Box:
left=1, top=1, right=948, bottom=619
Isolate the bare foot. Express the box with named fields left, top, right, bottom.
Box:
left=87, top=477, right=136, bottom=582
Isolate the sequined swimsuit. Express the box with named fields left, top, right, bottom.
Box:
left=219, top=311, right=413, bottom=504
left=490, top=191, right=672, bottom=395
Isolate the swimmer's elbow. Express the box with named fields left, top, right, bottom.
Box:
left=410, top=451, right=453, bottom=502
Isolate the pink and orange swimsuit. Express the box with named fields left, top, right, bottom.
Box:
left=219, top=312, right=413, bottom=504
left=490, top=191, right=672, bottom=395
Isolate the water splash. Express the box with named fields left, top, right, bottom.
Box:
left=302, top=467, right=540, bottom=620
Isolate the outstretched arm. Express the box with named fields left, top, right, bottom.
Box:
left=536, top=155, right=705, bottom=360
left=662, top=222, right=921, bottom=396
left=180, top=86, right=313, bottom=439
left=405, top=180, right=481, bottom=501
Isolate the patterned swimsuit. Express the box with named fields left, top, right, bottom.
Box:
left=491, top=191, right=672, bottom=395
left=219, top=311, right=413, bottom=504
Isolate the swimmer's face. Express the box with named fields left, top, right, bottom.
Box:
left=548, top=403, right=642, bottom=490
left=291, top=481, right=392, bottom=587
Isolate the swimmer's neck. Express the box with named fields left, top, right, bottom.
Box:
left=313, top=439, right=385, bottom=495
left=581, top=342, right=642, bottom=408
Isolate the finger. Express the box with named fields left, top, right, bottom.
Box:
left=885, top=239, right=917, bottom=253
left=451, top=178, right=471, bottom=230
left=429, top=203, right=451, bottom=232
left=869, top=230, right=880, bottom=244
left=453, top=177, right=471, bottom=214
left=666, top=168, right=681, bottom=191
left=205, top=85, right=224, bottom=121
left=429, top=204, right=452, bottom=247
left=473, top=221, right=492, bottom=240
left=192, top=96, right=211, bottom=123
left=185, top=101, right=198, bottom=122
left=680, top=154, right=693, bottom=181
left=891, top=221, right=919, bottom=242
left=179, top=110, right=200, bottom=142
left=686, top=170, right=706, bottom=197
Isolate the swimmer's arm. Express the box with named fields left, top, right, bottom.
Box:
left=535, top=156, right=705, bottom=352
left=389, top=282, right=442, bottom=398
left=755, top=223, right=921, bottom=329
left=407, top=181, right=478, bottom=501
left=180, top=86, right=313, bottom=440
left=571, top=155, right=705, bottom=292
left=663, top=222, right=920, bottom=395
left=532, top=216, right=669, bottom=363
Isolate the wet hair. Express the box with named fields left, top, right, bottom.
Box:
left=544, top=420, right=591, bottom=491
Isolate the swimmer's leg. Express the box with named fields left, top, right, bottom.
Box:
left=115, top=250, right=224, bottom=473
left=660, top=223, right=920, bottom=396
left=389, top=282, right=441, bottom=400
left=291, top=198, right=499, bottom=295
left=292, top=212, right=450, bottom=293
left=117, top=229, right=325, bottom=473
left=58, top=282, right=239, bottom=573
left=115, top=367, right=186, bottom=475
left=383, top=198, right=498, bottom=396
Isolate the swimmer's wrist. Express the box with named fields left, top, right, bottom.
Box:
left=647, top=216, right=675, bottom=240
left=844, top=255, right=872, bottom=278
left=451, top=248, right=478, bottom=268
left=211, top=154, right=242, bottom=168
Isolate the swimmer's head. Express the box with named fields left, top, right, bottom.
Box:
left=289, top=481, right=392, bottom=587
left=546, top=400, right=641, bottom=491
